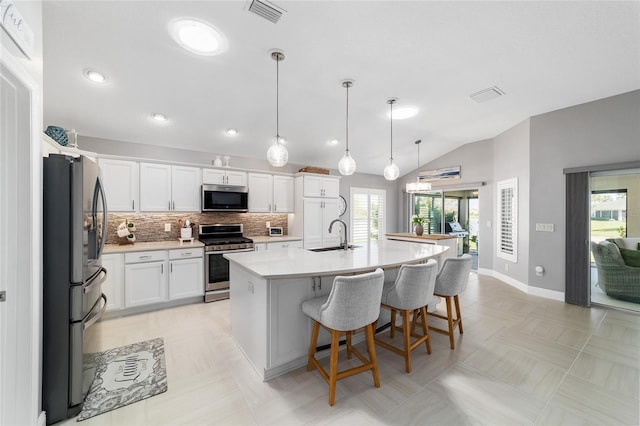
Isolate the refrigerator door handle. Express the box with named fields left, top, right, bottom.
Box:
left=84, top=293, right=108, bottom=331
left=83, top=267, right=107, bottom=295
left=95, top=176, right=108, bottom=258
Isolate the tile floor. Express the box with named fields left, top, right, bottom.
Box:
left=58, top=273, right=640, bottom=425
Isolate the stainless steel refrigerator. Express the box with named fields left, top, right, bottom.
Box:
left=42, top=154, right=108, bottom=424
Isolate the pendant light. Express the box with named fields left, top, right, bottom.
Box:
left=406, top=140, right=432, bottom=193
left=266, top=50, right=289, bottom=167
left=383, top=98, right=400, bottom=180
left=338, top=80, right=356, bottom=175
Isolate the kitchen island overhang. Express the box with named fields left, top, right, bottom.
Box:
left=224, top=240, right=449, bottom=381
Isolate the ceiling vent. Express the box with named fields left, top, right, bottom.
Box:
left=248, top=0, right=285, bottom=24
left=469, top=86, right=505, bottom=103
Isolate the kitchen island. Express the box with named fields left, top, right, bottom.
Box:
left=224, top=240, right=448, bottom=380
left=385, top=233, right=460, bottom=258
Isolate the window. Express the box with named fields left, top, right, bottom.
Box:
left=351, top=187, right=386, bottom=243
left=497, top=178, right=518, bottom=262
left=413, top=193, right=443, bottom=234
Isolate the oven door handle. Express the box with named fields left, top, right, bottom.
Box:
left=206, top=248, right=255, bottom=255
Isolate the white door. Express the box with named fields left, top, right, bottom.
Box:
left=202, top=168, right=225, bottom=185
left=124, top=262, right=168, bottom=307
left=171, top=165, right=201, bottom=211
left=322, top=177, right=340, bottom=198
left=169, top=258, right=204, bottom=299
left=225, top=170, right=247, bottom=186
left=322, top=198, right=341, bottom=247
left=273, top=175, right=294, bottom=212
left=1, top=60, right=39, bottom=425
left=248, top=173, right=273, bottom=212
left=99, top=158, right=139, bottom=211
left=139, top=162, right=172, bottom=211
left=303, top=198, right=324, bottom=248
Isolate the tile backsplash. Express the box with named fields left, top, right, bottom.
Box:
left=106, top=212, right=288, bottom=244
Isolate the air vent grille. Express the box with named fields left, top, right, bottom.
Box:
left=248, top=0, right=285, bottom=24
left=469, top=86, right=505, bottom=103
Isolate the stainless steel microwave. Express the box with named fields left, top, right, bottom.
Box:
left=201, top=184, right=249, bottom=212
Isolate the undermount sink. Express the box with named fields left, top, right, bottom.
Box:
left=308, top=245, right=360, bottom=252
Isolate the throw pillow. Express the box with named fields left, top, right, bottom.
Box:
left=619, top=247, right=640, bottom=267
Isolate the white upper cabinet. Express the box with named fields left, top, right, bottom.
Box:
left=302, top=174, right=339, bottom=198
left=140, top=163, right=201, bottom=211
left=273, top=175, right=294, bottom=213
left=171, top=166, right=201, bottom=211
left=248, top=173, right=273, bottom=213
left=202, top=168, right=247, bottom=186
left=99, top=158, right=139, bottom=212
left=248, top=173, right=294, bottom=213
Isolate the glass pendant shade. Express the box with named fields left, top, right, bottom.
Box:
left=405, top=139, right=431, bottom=192
left=338, top=80, right=356, bottom=176
left=267, top=50, right=288, bottom=167
left=267, top=137, right=288, bottom=167
left=338, top=150, right=356, bottom=175
left=384, top=98, right=399, bottom=180
left=383, top=159, right=400, bottom=180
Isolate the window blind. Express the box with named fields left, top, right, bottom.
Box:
left=351, top=188, right=386, bottom=243
left=497, top=178, right=518, bottom=262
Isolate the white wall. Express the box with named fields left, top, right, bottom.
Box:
left=0, top=0, right=44, bottom=424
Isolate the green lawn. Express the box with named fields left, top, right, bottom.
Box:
left=591, top=219, right=626, bottom=237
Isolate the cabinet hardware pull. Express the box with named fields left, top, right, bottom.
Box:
left=170, top=263, right=173, bottom=273
left=168, top=201, right=171, bottom=210
left=182, top=252, right=192, bottom=256
left=132, top=200, right=135, bottom=210
left=161, top=264, right=164, bottom=274
left=139, top=255, right=151, bottom=259
left=274, top=203, right=277, bottom=211
left=318, top=279, right=321, bottom=291
left=173, top=200, right=175, bottom=210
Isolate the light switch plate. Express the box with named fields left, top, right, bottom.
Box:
left=535, top=223, right=554, bottom=232
left=165, top=223, right=171, bottom=232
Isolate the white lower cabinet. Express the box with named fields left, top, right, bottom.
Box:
left=124, top=254, right=168, bottom=307
left=102, top=253, right=124, bottom=311
left=168, top=248, right=204, bottom=300
left=105, top=247, right=204, bottom=313
left=254, top=240, right=303, bottom=252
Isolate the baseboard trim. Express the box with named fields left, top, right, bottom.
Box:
left=37, top=411, right=46, bottom=426
left=477, top=269, right=565, bottom=302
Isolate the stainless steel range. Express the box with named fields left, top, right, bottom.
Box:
left=200, top=224, right=254, bottom=302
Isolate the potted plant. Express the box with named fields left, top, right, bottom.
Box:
left=412, top=215, right=425, bottom=236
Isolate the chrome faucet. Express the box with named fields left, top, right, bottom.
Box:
left=328, top=219, right=349, bottom=250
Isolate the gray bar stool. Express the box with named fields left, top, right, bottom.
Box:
left=428, top=254, right=473, bottom=349
left=374, top=260, right=438, bottom=373
left=302, top=268, right=385, bottom=406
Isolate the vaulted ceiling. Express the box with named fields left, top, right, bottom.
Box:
left=43, top=1, right=640, bottom=175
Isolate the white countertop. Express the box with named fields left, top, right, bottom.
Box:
left=224, top=239, right=448, bottom=279
left=249, top=235, right=303, bottom=244
left=104, top=240, right=204, bottom=253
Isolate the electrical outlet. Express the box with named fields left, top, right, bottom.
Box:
left=266, top=221, right=270, bottom=228
left=505, top=263, right=509, bottom=272
left=164, top=223, right=171, bottom=232
left=248, top=282, right=254, bottom=293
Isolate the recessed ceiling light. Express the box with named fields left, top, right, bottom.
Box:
left=83, top=69, right=107, bottom=83
left=329, top=138, right=339, bottom=146
left=387, top=106, right=418, bottom=120
left=225, top=128, right=238, bottom=136
left=151, top=113, right=168, bottom=122
left=170, top=19, right=227, bottom=56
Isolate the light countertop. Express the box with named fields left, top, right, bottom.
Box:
left=104, top=240, right=204, bottom=253
left=249, top=235, right=302, bottom=243
left=224, top=239, right=448, bottom=279
left=386, top=233, right=458, bottom=241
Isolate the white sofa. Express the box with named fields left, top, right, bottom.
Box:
left=606, top=237, right=640, bottom=250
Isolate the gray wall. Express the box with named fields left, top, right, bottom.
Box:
left=493, top=119, right=531, bottom=283
left=529, top=89, right=640, bottom=292
left=399, top=138, right=495, bottom=269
